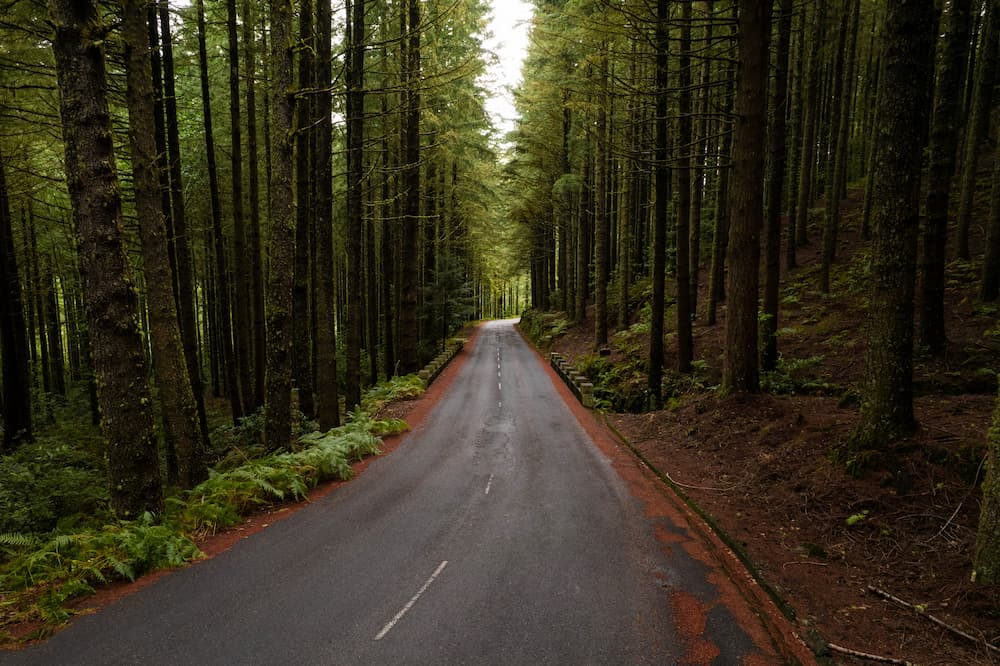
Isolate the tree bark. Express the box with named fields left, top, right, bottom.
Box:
left=981, top=156, right=1000, bottom=300
left=957, top=0, right=999, bottom=260
left=293, top=0, right=315, bottom=418
left=921, top=0, right=972, bottom=346
left=974, top=384, right=1000, bottom=583
left=264, top=0, right=297, bottom=451
left=158, top=1, right=210, bottom=449
left=648, top=0, right=669, bottom=409
left=49, top=0, right=162, bottom=516
left=227, top=0, right=254, bottom=413
left=675, top=1, right=693, bottom=373
left=762, top=0, right=793, bottom=373
left=594, top=46, right=609, bottom=349
left=314, top=0, right=340, bottom=428
left=852, top=0, right=935, bottom=450
left=122, top=0, right=205, bottom=488
left=820, top=8, right=849, bottom=294
left=722, top=0, right=772, bottom=394
left=196, top=0, right=242, bottom=421
left=242, top=0, right=266, bottom=410
left=399, top=0, right=422, bottom=374
left=794, top=0, right=827, bottom=252
left=345, top=0, right=366, bottom=410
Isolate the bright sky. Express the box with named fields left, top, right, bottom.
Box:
left=481, top=0, right=535, bottom=139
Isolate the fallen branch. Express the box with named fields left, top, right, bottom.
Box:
left=867, top=585, right=1000, bottom=655
left=662, top=469, right=734, bottom=493
left=781, top=560, right=830, bottom=569
left=827, top=642, right=917, bottom=665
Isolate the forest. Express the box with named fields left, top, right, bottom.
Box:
left=0, top=0, right=527, bottom=638
left=508, top=0, right=1000, bottom=661
left=4, top=0, right=1000, bottom=659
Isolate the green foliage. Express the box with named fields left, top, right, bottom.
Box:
left=1, top=407, right=402, bottom=633
left=169, top=409, right=398, bottom=534
left=0, top=439, right=109, bottom=534
left=761, top=355, right=838, bottom=396
left=518, top=310, right=570, bottom=348
left=362, top=374, right=426, bottom=414
left=845, top=510, right=870, bottom=527
left=577, top=339, right=652, bottom=413
left=0, top=512, right=201, bottom=605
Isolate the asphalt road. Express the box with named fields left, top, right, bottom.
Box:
left=6, top=320, right=777, bottom=665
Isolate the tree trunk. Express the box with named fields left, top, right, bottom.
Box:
left=594, top=48, right=609, bottom=348
left=227, top=0, right=254, bottom=413
left=981, top=156, right=1000, bottom=300
left=852, top=0, right=935, bottom=450
left=722, top=0, right=772, bottom=394
left=921, top=0, right=972, bottom=346
left=974, top=384, right=1000, bottom=583
left=690, top=0, right=713, bottom=315
left=242, top=0, right=266, bottom=410
left=675, top=1, right=693, bottom=373
left=0, top=147, right=32, bottom=451
left=264, top=0, right=296, bottom=451
left=820, top=8, right=849, bottom=294
left=196, top=0, right=242, bottom=422
left=784, top=0, right=806, bottom=270
left=43, top=262, right=65, bottom=397
left=314, top=0, right=340, bottom=428
left=345, top=0, right=366, bottom=410
left=158, top=1, right=210, bottom=449
left=762, top=0, right=793, bottom=373
left=399, top=0, right=422, bottom=374
left=957, top=0, right=1000, bottom=260
left=293, top=0, right=315, bottom=418
left=794, top=0, right=827, bottom=252
left=706, top=16, right=736, bottom=327
left=380, top=79, right=396, bottom=380
left=648, top=0, right=669, bottom=409
left=50, top=0, right=162, bottom=516
left=122, top=0, right=205, bottom=488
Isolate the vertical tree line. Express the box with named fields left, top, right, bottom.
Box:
left=0, top=0, right=505, bottom=516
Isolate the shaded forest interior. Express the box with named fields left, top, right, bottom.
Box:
left=6, top=0, right=1000, bottom=661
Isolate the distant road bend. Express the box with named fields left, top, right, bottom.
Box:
left=9, top=319, right=804, bottom=665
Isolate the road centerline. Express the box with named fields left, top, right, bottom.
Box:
left=374, top=560, right=449, bottom=641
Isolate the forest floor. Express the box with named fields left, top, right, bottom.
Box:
left=537, top=187, right=1000, bottom=665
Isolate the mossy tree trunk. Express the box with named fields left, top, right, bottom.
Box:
left=49, top=0, right=162, bottom=516
left=293, top=0, right=315, bottom=419
left=345, top=0, right=366, bottom=411
left=264, top=0, right=296, bottom=451
left=314, top=0, right=340, bottom=428
left=122, top=0, right=205, bottom=488
left=851, top=0, right=936, bottom=451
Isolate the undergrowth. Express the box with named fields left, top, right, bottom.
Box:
left=519, top=309, right=571, bottom=348
left=0, top=395, right=410, bottom=638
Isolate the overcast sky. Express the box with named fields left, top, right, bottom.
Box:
left=481, top=0, right=534, bottom=139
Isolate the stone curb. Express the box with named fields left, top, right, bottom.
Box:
left=417, top=339, right=466, bottom=387
left=549, top=352, right=595, bottom=408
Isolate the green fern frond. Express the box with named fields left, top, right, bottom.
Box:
left=0, top=532, right=38, bottom=548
